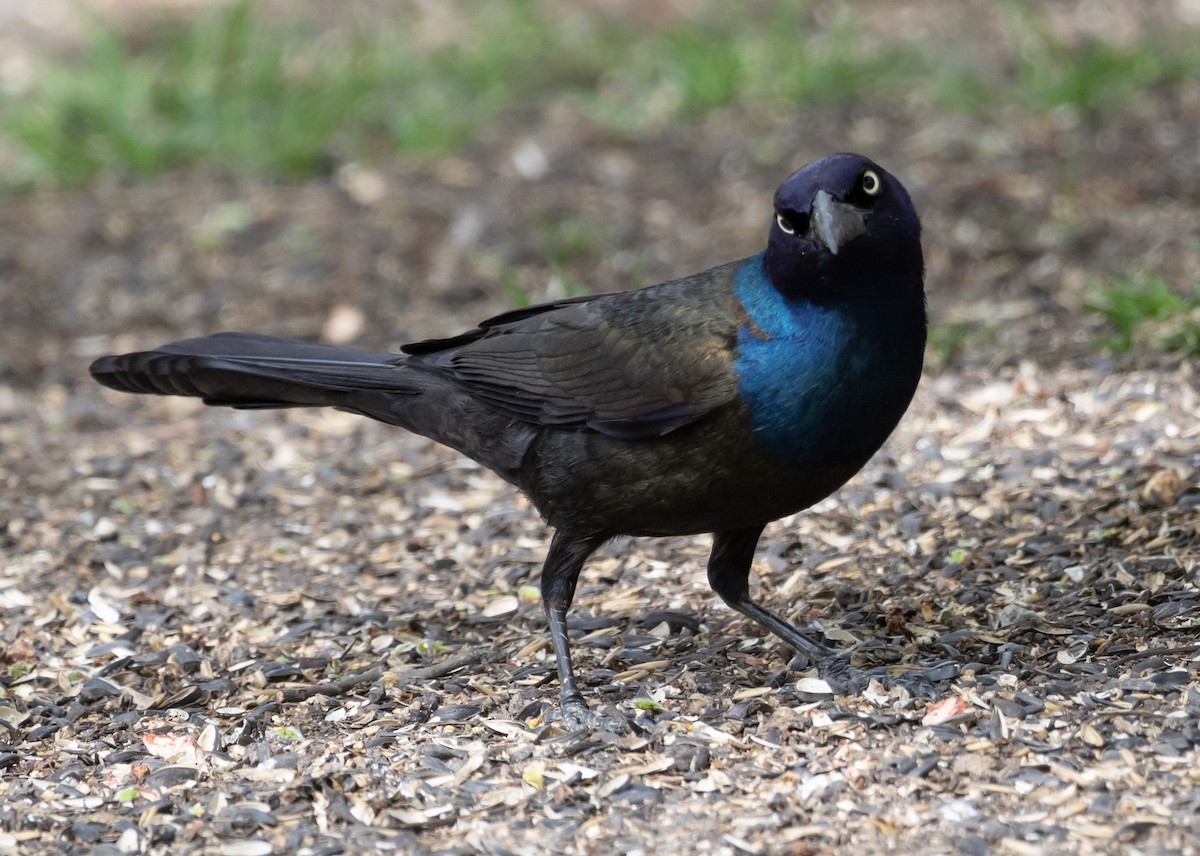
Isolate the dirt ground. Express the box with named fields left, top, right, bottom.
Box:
left=1, top=3, right=1199, bottom=855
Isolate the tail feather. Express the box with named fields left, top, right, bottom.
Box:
left=90, top=332, right=418, bottom=409
left=91, top=331, right=538, bottom=480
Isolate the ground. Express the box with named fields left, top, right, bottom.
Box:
left=0, top=2, right=1198, bottom=855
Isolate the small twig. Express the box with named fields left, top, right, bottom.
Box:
left=277, top=661, right=388, bottom=703
left=274, top=647, right=503, bottom=703
left=1103, top=644, right=1200, bottom=667
left=404, top=648, right=500, bottom=681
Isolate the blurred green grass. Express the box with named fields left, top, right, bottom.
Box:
left=2, top=1, right=588, bottom=182
left=1085, top=273, right=1200, bottom=355
left=3, top=0, right=1199, bottom=187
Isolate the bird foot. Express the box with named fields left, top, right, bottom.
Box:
left=803, top=653, right=958, bottom=699
left=558, top=698, right=629, bottom=733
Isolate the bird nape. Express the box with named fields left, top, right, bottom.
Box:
left=91, top=152, right=932, bottom=729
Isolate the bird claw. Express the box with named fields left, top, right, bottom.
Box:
left=803, top=653, right=957, bottom=699
left=877, top=670, right=943, bottom=699
left=558, top=699, right=629, bottom=733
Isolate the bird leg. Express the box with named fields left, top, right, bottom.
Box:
left=539, top=530, right=608, bottom=728
left=707, top=527, right=944, bottom=696
left=708, top=526, right=841, bottom=662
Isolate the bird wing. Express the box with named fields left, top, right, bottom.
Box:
left=402, top=262, right=743, bottom=440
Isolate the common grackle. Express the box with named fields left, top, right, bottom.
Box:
left=91, top=153, right=928, bottom=728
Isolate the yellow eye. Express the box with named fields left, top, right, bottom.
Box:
left=775, top=213, right=795, bottom=235
left=861, top=169, right=881, bottom=196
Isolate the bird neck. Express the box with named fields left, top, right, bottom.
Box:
left=732, top=252, right=926, bottom=469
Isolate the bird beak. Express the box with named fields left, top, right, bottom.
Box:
left=811, top=190, right=867, bottom=255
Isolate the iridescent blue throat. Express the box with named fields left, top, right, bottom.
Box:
left=732, top=252, right=922, bottom=470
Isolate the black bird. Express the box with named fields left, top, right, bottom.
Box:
left=91, top=153, right=927, bottom=727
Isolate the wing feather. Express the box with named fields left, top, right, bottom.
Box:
left=402, top=261, right=746, bottom=439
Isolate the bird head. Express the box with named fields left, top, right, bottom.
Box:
left=765, top=153, right=923, bottom=301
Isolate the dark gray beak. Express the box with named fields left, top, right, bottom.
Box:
left=811, top=190, right=867, bottom=255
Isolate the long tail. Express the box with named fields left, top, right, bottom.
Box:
left=90, top=332, right=418, bottom=409
left=89, top=332, right=535, bottom=480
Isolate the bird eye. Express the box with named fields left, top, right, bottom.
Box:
left=860, top=169, right=881, bottom=196
left=775, top=213, right=795, bottom=235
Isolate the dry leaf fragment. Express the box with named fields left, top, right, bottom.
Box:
left=220, top=840, right=274, bottom=856
left=1078, top=723, right=1105, bottom=748
left=143, top=732, right=203, bottom=767
left=481, top=595, right=519, bottom=618
left=1108, top=603, right=1152, bottom=616
left=522, top=761, right=546, bottom=789
left=1141, top=469, right=1186, bottom=508
left=922, top=696, right=972, bottom=726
